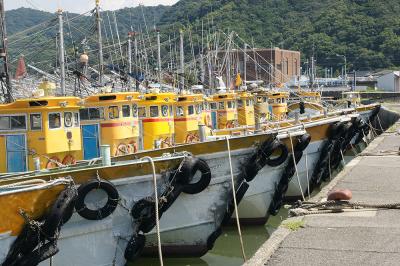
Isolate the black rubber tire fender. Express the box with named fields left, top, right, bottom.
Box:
left=222, top=181, right=250, bottom=224
left=173, top=157, right=199, bottom=185
left=266, top=140, right=289, bottom=167
left=43, top=187, right=77, bottom=236
left=182, top=158, right=212, bottom=194
left=75, top=179, right=119, bottom=221
left=131, top=197, right=157, bottom=233
left=124, top=234, right=146, bottom=262
left=295, top=133, right=311, bottom=152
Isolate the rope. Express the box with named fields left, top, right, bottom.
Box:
left=305, top=152, right=311, bottom=199
left=225, top=137, right=246, bottom=262
left=289, top=200, right=400, bottom=217
left=289, top=133, right=305, bottom=201
left=140, top=156, right=163, bottom=266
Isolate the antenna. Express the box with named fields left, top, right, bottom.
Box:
left=0, top=0, right=13, bottom=102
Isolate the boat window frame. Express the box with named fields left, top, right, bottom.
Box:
left=122, top=104, right=131, bottom=118
left=108, top=106, right=120, bottom=120
left=210, top=102, right=217, bottom=110
left=132, top=104, right=138, bottom=117
left=218, top=101, right=225, bottom=110
left=195, top=104, right=202, bottom=114
left=227, top=101, right=233, bottom=109
left=161, top=105, right=169, bottom=117
left=29, top=113, right=42, bottom=131
left=176, top=106, right=184, bottom=117
left=149, top=106, right=159, bottom=118
left=188, top=105, right=195, bottom=115
left=79, top=107, right=104, bottom=121
left=138, top=106, right=147, bottom=118
left=64, top=112, right=74, bottom=128
left=74, top=112, right=80, bottom=127
left=48, top=112, right=62, bottom=130
left=0, top=114, right=27, bottom=131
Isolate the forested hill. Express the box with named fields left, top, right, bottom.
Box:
left=5, top=0, right=400, bottom=71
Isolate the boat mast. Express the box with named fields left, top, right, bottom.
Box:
left=156, top=29, right=162, bottom=85
left=58, top=9, right=66, bottom=96
left=179, top=29, right=185, bottom=91
left=0, top=0, right=13, bottom=103
left=95, top=0, right=104, bottom=85
left=127, top=32, right=132, bottom=90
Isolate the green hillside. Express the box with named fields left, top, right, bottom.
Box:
left=5, top=0, right=400, bottom=72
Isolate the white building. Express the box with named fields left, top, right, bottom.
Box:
left=377, top=71, right=400, bottom=92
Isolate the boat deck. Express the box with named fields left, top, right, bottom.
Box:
left=246, top=118, right=400, bottom=266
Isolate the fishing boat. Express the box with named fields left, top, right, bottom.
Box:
left=0, top=151, right=213, bottom=265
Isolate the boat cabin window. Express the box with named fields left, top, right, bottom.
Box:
left=281, top=98, right=286, bottom=103
left=161, top=105, right=168, bottom=117
left=227, top=101, right=233, bottom=109
left=0, top=115, right=27, bottom=131
left=218, top=102, right=225, bottom=110
left=277, top=98, right=282, bottom=104
left=268, top=99, right=275, bottom=104
left=138, top=107, right=146, bottom=118
left=132, top=104, right=138, bottom=117
left=246, top=100, right=250, bottom=106
left=108, top=106, right=120, bottom=119
left=210, top=102, right=217, bottom=110
left=74, top=113, right=79, bottom=127
left=49, top=113, right=61, bottom=129
left=195, top=104, right=202, bottom=114
left=188, top=105, right=195, bottom=115
left=150, top=106, right=159, bottom=118
left=122, top=105, right=131, bottom=118
left=64, top=112, right=73, bottom=128
left=169, top=105, right=173, bottom=116
left=237, top=99, right=244, bottom=108
left=30, top=113, right=42, bottom=130
left=176, top=106, right=184, bottom=117
left=79, top=107, right=104, bottom=121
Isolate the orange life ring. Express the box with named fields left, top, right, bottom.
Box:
left=185, top=133, right=199, bottom=143
left=128, top=141, right=138, bottom=154
left=161, top=137, right=173, bottom=149
left=62, top=154, right=77, bottom=166
left=115, top=143, right=129, bottom=156
left=226, top=121, right=235, bottom=129
left=46, top=156, right=61, bottom=169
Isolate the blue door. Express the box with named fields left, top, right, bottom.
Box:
left=6, top=134, right=27, bottom=173
left=211, top=111, right=218, bottom=129
left=82, top=124, right=100, bottom=160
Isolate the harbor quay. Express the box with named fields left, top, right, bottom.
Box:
left=246, top=110, right=400, bottom=266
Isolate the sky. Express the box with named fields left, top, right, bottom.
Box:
left=5, top=0, right=179, bottom=13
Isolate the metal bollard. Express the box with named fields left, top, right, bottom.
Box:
left=100, top=145, right=111, bottom=166
left=198, top=124, right=206, bottom=142
left=33, top=157, right=41, bottom=171
left=294, top=112, right=300, bottom=124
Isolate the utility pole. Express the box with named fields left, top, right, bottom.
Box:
left=58, top=9, right=66, bottom=95
left=95, top=0, right=104, bottom=85
left=179, top=29, right=185, bottom=91
left=0, top=0, right=13, bottom=102
left=156, top=29, right=162, bottom=85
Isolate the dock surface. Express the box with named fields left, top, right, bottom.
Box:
left=246, top=117, right=400, bottom=266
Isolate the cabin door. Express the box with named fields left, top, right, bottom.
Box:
left=211, top=111, right=218, bottom=129
left=82, top=124, right=100, bottom=160
left=6, top=134, right=27, bottom=173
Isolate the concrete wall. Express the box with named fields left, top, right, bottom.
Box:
left=377, top=72, right=400, bottom=92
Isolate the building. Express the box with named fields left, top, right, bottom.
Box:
left=216, top=47, right=301, bottom=86
left=377, top=71, right=400, bottom=92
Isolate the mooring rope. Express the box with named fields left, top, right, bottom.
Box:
left=226, top=137, right=246, bottom=262
left=140, top=156, right=163, bottom=266
left=289, top=200, right=400, bottom=217
left=289, top=133, right=305, bottom=201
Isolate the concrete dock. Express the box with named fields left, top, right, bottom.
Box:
left=246, top=117, right=400, bottom=266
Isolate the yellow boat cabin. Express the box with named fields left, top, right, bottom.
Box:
left=174, top=93, right=204, bottom=144
left=0, top=97, right=82, bottom=173
left=80, top=92, right=140, bottom=159
left=208, top=92, right=238, bottom=130
left=138, top=92, right=175, bottom=150
left=237, top=91, right=255, bottom=127
left=267, top=91, right=289, bottom=121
